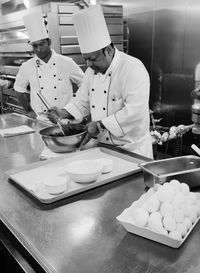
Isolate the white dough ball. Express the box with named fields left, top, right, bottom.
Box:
left=193, top=204, right=200, bottom=217
left=180, top=183, right=190, bottom=195
left=133, top=207, right=149, bottom=227
left=190, top=210, right=198, bottom=223
left=169, top=179, right=181, bottom=191
left=172, top=192, right=185, bottom=209
left=163, top=216, right=176, bottom=231
left=148, top=214, right=163, bottom=232
left=183, top=218, right=192, bottom=231
left=169, top=230, right=182, bottom=240
left=154, top=183, right=162, bottom=191
left=160, top=202, right=173, bottom=217
left=150, top=211, right=162, bottom=221
left=196, top=193, right=200, bottom=200
left=173, top=209, right=184, bottom=223
left=156, top=188, right=173, bottom=203
left=159, top=227, right=168, bottom=235
left=176, top=223, right=187, bottom=237
left=188, top=192, right=197, bottom=205
left=182, top=204, right=193, bottom=218
left=145, top=195, right=160, bottom=213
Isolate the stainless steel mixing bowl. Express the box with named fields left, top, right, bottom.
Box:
left=39, top=125, right=87, bottom=153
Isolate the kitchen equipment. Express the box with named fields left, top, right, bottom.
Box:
left=37, top=92, right=66, bottom=136
left=139, top=155, right=200, bottom=189
left=191, top=88, right=200, bottom=135
left=6, top=147, right=141, bottom=203
left=39, top=125, right=87, bottom=153
left=117, top=189, right=200, bottom=248
left=191, top=144, right=200, bottom=156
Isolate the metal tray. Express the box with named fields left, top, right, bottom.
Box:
left=6, top=147, right=142, bottom=204
left=139, top=155, right=200, bottom=189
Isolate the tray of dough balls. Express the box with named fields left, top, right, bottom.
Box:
left=117, top=179, right=200, bottom=248
left=6, top=147, right=141, bottom=204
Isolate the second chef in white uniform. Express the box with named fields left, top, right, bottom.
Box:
left=14, top=11, right=84, bottom=119
left=48, top=5, right=153, bottom=158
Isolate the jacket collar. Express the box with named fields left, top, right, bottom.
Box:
left=34, top=49, right=56, bottom=67
left=95, top=48, right=120, bottom=81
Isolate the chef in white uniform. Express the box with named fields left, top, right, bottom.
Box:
left=14, top=11, right=84, bottom=119
left=48, top=5, right=153, bottom=158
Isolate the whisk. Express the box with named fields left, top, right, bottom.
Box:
left=37, top=92, right=66, bottom=135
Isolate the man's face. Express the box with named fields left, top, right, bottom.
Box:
left=31, top=39, right=51, bottom=61
left=83, top=48, right=112, bottom=74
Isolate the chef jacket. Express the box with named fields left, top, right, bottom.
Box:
left=64, top=48, right=153, bottom=158
left=14, top=50, right=84, bottom=114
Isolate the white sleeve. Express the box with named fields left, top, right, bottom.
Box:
left=14, top=63, right=30, bottom=93
left=64, top=69, right=91, bottom=121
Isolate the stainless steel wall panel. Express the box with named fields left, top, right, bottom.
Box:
left=47, top=12, right=60, bottom=53
left=60, top=35, right=123, bottom=45
left=58, top=4, right=80, bottom=14
left=0, top=43, right=32, bottom=52
left=60, top=36, right=78, bottom=45
left=61, top=45, right=80, bottom=55
left=59, top=15, right=73, bottom=25
left=124, top=0, right=154, bottom=72
left=153, top=0, right=186, bottom=74
left=102, top=5, right=123, bottom=16
left=183, top=0, right=200, bottom=74
left=64, top=54, right=85, bottom=65
left=159, top=73, right=194, bottom=126
left=59, top=25, right=76, bottom=36
left=110, top=35, right=123, bottom=43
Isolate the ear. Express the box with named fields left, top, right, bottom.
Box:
left=106, top=45, right=114, bottom=56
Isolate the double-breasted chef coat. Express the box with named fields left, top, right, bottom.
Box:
left=14, top=50, right=84, bottom=114
left=64, top=48, right=153, bottom=158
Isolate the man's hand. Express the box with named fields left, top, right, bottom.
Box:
left=47, top=107, right=72, bottom=124
left=26, top=110, right=37, bottom=119
left=81, top=121, right=99, bottom=146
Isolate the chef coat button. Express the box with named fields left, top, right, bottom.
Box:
left=41, top=87, right=43, bottom=89
left=106, top=137, right=109, bottom=141
left=92, top=105, right=95, bottom=108
left=44, top=110, right=47, bottom=112
left=39, top=75, right=41, bottom=78
left=54, top=75, right=56, bottom=77
left=92, top=88, right=95, bottom=91
left=104, top=90, right=106, bottom=94
left=53, top=63, right=55, bottom=66
left=109, top=73, right=111, bottom=76
left=103, top=107, right=106, bottom=110
left=73, top=94, right=76, bottom=97
left=37, top=66, right=40, bottom=68
left=54, top=98, right=57, bottom=100
left=54, top=86, right=56, bottom=89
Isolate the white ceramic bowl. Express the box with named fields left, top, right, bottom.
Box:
left=65, top=160, right=103, bottom=183
left=95, top=158, right=114, bottom=174
left=44, top=176, right=68, bottom=195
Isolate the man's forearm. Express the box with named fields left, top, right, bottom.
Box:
left=15, top=91, right=32, bottom=112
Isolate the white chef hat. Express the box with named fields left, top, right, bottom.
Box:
left=72, top=5, right=111, bottom=54
left=23, top=11, right=49, bottom=43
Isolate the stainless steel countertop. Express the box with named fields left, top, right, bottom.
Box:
left=0, top=113, right=200, bottom=273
